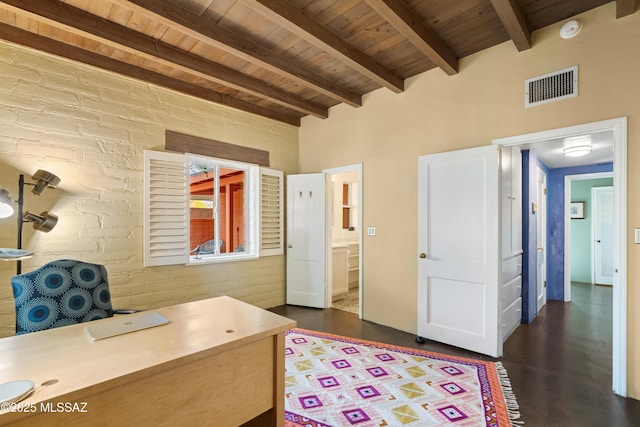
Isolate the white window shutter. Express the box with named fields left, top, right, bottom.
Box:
left=144, top=150, right=189, bottom=266
left=259, top=167, right=284, bottom=256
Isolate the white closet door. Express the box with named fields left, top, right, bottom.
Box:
left=593, top=186, right=614, bottom=285
left=286, top=173, right=327, bottom=308
left=418, top=145, right=501, bottom=357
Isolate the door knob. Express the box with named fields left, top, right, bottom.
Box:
left=419, top=253, right=427, bottom=259
left=287, top=244, right=293, bottom=248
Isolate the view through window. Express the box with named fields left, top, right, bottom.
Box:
left=189, top=161, right=246, bottom=258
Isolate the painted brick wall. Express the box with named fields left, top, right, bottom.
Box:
left=0, top=41, right=298, bottom=337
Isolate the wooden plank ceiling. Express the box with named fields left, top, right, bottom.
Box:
left=0, top=0, right=635, bottom=126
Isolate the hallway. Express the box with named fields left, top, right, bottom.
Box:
left=272, top=282, right=640, bottom=426
left=500, top=282, right=638, bottom=426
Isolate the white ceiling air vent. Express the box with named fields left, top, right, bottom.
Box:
left=525, top=66, right=578, bottom=107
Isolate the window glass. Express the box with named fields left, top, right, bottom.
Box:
left=189, top=160, right=248, bottom=260
left=218, top=166, right=246, bottom=254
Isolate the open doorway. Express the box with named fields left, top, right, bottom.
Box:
left=565, top=172, right=614, bottom=301
left=324, top=164, right=363, bottom=318
left=493, top=117, right=627, bottom=396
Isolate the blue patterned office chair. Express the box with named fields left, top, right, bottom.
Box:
left=11, top=259, right=122, bottom=335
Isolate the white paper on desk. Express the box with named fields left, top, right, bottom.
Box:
left=84, top=312, right=169, bottom=341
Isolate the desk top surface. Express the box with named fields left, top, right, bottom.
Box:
left=0, top=296, right=295, bottom=405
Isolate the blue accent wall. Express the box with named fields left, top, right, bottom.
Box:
left=545, top=163, right=613, bottom=301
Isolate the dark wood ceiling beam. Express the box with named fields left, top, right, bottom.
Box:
left=249, top=0, right=404, bottom=93
left=0, top=0, right=327, bottom=118
left=489, top=0, right=531, bottom=51
left=0, top=23, right=301, bottom=126
left=616, top=0, right=636, bottom=18
left=364, top=0, right=458, bottom=76
left=115, top=0, right=362, bottom=107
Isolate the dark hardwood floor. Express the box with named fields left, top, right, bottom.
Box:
left=270, top=282, right=640, bottom=427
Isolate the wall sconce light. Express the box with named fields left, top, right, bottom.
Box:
left=0, top=169, right=61, bottom=274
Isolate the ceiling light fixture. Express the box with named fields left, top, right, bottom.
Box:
left=563, top=145, right=592, bottom=157
left=560, top=19, right=583, bottom=39
left=563, top=135, right=592, bottom=157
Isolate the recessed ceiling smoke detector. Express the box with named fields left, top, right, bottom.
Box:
left=560, top=20, right=583, bottom=39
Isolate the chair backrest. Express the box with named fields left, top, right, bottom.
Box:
left=191, top=239, right=223, bottom=255
left=11, top=259, right=114, bottom=335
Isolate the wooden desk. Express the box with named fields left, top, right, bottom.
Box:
left=0, top=296, right=295, bottom=426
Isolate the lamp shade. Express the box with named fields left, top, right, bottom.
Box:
left=31, top=170, right=61, bottom=196
left=0, top=189, right=14, bottom=218
left=23, top=211, right=58, bottom=233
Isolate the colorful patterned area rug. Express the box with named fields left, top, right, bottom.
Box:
left=284, top=328, right=523, bottom=427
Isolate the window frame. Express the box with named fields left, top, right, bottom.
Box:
left=188, top=154, right=259, bottom=264
left=143, top=149, right=283, bottom=267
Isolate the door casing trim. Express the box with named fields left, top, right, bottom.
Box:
left=493, top=117, right=627, bottom=396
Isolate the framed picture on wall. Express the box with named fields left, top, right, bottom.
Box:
left=570, top=202, right=585, bottom=219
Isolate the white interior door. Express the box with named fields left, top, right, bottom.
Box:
left=286, top=173, right=327, bottom=308
left=536, top=167, right=547, bottom=312
left=593, top=186, right=614, bottom=285
left=418, top=145, right=501, bottom=357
